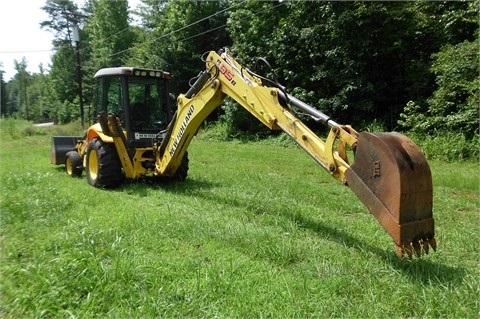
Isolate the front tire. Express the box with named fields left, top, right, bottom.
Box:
left=85, top=138, right=123, bottom=188
left=65, top=151, right=83, bottom=177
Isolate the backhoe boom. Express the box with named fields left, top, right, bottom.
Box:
left=156, top=50, right=436, bottom=258
left=157, top=50, right=355, bottom=182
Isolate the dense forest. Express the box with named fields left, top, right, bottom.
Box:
left=0, top=0, right=478, bottom=154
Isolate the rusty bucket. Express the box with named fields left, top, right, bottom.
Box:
left=345, top=132, right=436, bottom=258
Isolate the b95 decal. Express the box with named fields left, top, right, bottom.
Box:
left=218, top=60, right=236, bottom=86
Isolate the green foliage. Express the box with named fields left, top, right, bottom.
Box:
left=0, top=117, right=23, bottom=138
left=220, top=98, right=270, bottom=137
left=85, top=0, right=134, bottom=70
left=0, top=70, right=7, bottom=117
left=49, top=44, right=77, bottom=105
left=57, top=98, right=80, bottom=124
left=0, top=118, right=84, bottom=140
left=360, top=118, right=386, bottom=133
left=228, top=1, right=454, bottom=130
left=428, top=39, right=479, bottom=138
left=134, top=0, right=231, bottom=94
left=410, top=131, right=479, bottom=162
left=197, top=121, right=232, bottom=142
left=12, top=59, right=32, bottom=120
left=399, top=36, right=479, bottom=139
left=40, top=0, right=83, bottom=39
left=40, top=0, right=85, bottom=121
left=227, top=1, right=284, bottom=66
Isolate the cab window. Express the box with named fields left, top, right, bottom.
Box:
left=128, top=78, right=168, bottom=131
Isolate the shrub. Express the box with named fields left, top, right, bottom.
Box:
left=399, top=37, right=480, bottom=140
left=410, top=131, right=479, bottom=162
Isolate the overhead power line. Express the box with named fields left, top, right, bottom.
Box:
left=2, top=0, right=284, bottom=70
left=0, top=49, right=54, bottom=54
left=110, top=0, right=285, bottom=60
left=107, top=0, right=247, bottom=58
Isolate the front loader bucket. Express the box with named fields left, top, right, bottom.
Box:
left=51, top=136, right=83, bottom=165
left=345, top=132, right=436, bottom=258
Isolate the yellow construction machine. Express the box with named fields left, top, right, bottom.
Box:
left=51, top=49, right=436, bottom=258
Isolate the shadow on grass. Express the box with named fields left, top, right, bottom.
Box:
left=287, top=211, right=466, bottom=287
left=51, top=165, right=219, bottom=192
left=77, top=175, right=467, bottom=289
left=54, top=166, right=67, bottom=173
left=174, top=178, right=467, bottom=288
left=101, top=176, right=221, bottom=200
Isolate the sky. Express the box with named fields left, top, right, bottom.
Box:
left=0, top=0, right=140, bottom=82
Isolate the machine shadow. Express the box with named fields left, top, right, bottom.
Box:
left=118, top=176, right=220, bottom=197
left=285, top=211, right=466, bottom=287
left=122, top=176, right=466, bottom=288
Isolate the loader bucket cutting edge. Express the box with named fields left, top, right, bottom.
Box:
left=345, top=132, right=436, bottom=258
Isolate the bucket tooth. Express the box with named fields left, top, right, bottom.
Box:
left=345, top=132, right=435, bottom=258
left=403, top=244, right=414, bottom=259
left=421, top=240, right=429, bottom=255
left=429, top=238, right=437, bottom=252
left=412, top=241, right=422, bottom=257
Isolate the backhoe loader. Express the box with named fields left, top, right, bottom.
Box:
left=51, top=49, right=436, bottom=258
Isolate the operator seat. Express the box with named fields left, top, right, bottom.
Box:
left=132, top=102, right=149, bottom=130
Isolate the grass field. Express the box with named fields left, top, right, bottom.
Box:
left=0, top=121, right=479, bottom=318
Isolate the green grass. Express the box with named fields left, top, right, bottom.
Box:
left=0, top=122, right=479, bottom=318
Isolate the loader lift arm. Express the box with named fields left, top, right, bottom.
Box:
left=154, top=49, right=436, bottom=258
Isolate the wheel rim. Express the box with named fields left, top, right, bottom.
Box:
left=88, top=149, right=99, bottom=180
left=66, top=157, right=73, bottom=175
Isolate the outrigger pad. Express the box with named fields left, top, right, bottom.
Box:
left=345, top=132, right=436, bottom=258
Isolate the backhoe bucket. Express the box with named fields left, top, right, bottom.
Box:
left=345, top=132, right=436, bottom=258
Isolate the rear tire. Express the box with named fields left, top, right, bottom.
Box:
left=85, top=138, right=123, bottom=188
left=65, top=151, right=83, bottom=177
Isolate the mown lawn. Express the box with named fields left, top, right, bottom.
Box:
left=0, top=124, right=478, bottom=318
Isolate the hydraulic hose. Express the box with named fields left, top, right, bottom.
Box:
left=277, top=91, right=338, bottom=128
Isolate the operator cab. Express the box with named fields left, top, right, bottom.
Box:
left=94, top=67, right=173, bottom=148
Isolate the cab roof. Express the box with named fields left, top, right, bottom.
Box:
left=94, top=67, right=170, bottom=79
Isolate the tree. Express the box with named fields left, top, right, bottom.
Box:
left=84, top=0, right=134, bottom=71
left=40, top=0, right=83, bottom=45
left=227, top=0, right=286, bottom=67
left=399, top=36, right=480, bottom=139
left=41, top=0, right=85, bottom=123
left=219, top=1, right=288, bottom=135
left=226, top=1, right=478, bottom=133
left=134, top=0, right=231, bottom=95
left=429, top=39, right=479, bottom=138
left=398, top=0, right=479, bottom=139
left=49, top=44, right=77, bottom=104
left=26, top=72, right=54, bottom=121
left=13, top=59, right=31, bottom=120
left=0, top=67, right=7, bottom=117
